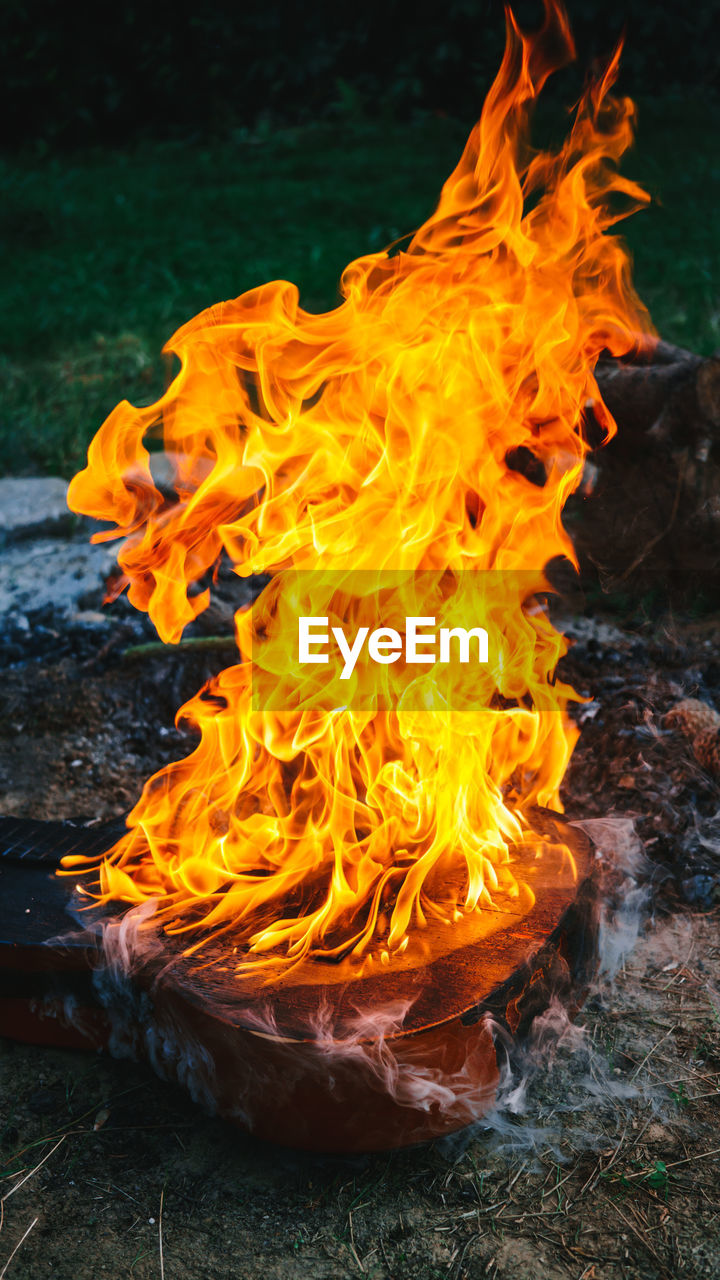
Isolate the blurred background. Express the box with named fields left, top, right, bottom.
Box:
left=1, top=0, right=718, bottom=475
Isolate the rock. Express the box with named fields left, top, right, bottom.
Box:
left=0, top=537, right=116, bottom=619
left=0, top=477, right=75, bottom=544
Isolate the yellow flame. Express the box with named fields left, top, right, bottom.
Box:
left=62, top=0, right=651, bottom=976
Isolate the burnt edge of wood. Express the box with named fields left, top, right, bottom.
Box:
left=0, top=808, right=597, bottom=1050
left=460, top=869, right=597, bottom=1038
left=140, top=808, right=595, bottom=1044
left=594, top=338, right=720, bottom=450
left=505, top=338, right=720, bottom=487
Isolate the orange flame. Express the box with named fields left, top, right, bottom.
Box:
left=63, top=0, right=651, bottom=977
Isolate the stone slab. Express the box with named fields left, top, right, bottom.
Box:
left=0, top=537, right=117, bottom=619
left=0, top=478, right=75, bottom=544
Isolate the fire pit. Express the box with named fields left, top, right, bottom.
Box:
left=1, top=0, right=652, bottom=1150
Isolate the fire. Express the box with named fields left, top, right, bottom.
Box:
left=63, top=0, right=650, bottom=979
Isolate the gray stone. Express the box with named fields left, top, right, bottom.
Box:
left=0, top=537, right=118, bottom=618
left=0, top=477, right=75, bottom=544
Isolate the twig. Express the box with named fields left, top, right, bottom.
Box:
left=506, top=1161, right=527, bottom=1193
left=630, top=1026, right=678, bottom=1082
left=0, top=1137, right=66, bottom=1231
left=621, top=1144, right=720, bottom=1181
left=84, top=1178, right=144, bottom=1209
left=348, top=1209, right=364, bottom=1273
left=158, top=1187, right=165, bottom=1280
left=122, top=635, right=238, bottom=663
left=568, top=1120, right=633, bottom=1208
left=603, top=1197, right=665, bottom=1269
left=476, top=1199, right=509, bottom=1216
left=1, top=1082, right=151, bottom=1170
left=542, top=1158, right=583, bottom=1201
left=0, top=1217, right=38, bottom=1279
left=449, top=1232, right=481, bottom=1277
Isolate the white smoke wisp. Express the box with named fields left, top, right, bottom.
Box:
left=52, top=816, right=659, bottom=1155
left=439, top=817, right=659, bottom=1165
left=96, top=897, right=161, bottom=977
left=57, top=901, right=500, bottom=1140
left=72, top=897, right=164, bottom=1062
left=64, top=889, right=163, bottom=982
left=572, top=816, right=652, bottom=982
left=238, top=996, right=499, bottom=1131
left=74, top=898, right=222, bottom=1112
left=312, top=1000, right=490, bottom=1122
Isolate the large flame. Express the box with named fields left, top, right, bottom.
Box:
left=63, top=1, right=651, bottom=978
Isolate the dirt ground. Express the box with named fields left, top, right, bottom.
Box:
left=1, top=555, right=719, bottom=1279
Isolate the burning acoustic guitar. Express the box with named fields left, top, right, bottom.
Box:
left=0, top=0, right=651, bottom=1150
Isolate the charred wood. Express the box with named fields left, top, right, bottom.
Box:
left=593, top=339, right=720, bottom=455
left=567, top=338, right=720, bottom=597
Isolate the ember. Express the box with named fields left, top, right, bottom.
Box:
left=45, top=0, right=653, bottom=1144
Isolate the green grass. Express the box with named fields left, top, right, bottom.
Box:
left=1, top=95, right=718, bottom=476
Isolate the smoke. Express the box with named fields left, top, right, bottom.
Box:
left=54, top=815, right=658, bottom=1154
left=240, top=996, right=499, bottom=1135
left=438, top=817, right=658, bottom=1165
left=572, top=816, right=651, bottom=981
left=439, top=1005, right=648, bottom=1167
left=83, top=900, right=161, bottom=1064
left=64, top=893, right=500, bottom=1147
